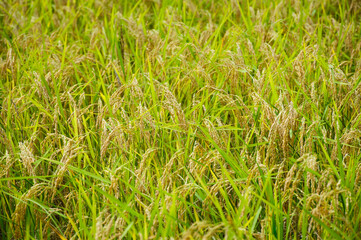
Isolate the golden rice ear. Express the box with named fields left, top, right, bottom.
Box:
left=203, top=118, right=223, bottom=148
left=51, top=137, right=83, bottom=201
left=19, top=141, right=36, bottom=182
left=96, top=98, right=104, bottom=129
left=12, top=183, right=50, bottom=239
left=33, top=72, right=50, bottom=100
left=0, top=151, right=14, bottom=187
left=300, top=154, right=319, bottom=193
left=3, top=48, right=17, bottom=80
left=93, top=207, right=127, bottom=240
left=160, top=82, right=188, bottom=131
left=135, top=148, right=158, bottom=193
left=160, top=149, right=184, bottom=191
left=355, top=164, right=361, bottom=191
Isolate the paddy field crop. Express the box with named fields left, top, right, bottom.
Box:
left=1, top=0, right=361, bottom=239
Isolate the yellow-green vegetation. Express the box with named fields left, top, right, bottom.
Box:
left=1, top=0, right=361, bottom=239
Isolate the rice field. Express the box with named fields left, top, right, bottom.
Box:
left=1, top=0, right=361, bottom=239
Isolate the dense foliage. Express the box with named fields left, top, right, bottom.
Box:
left=1, top=0, right=361, bottom=239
